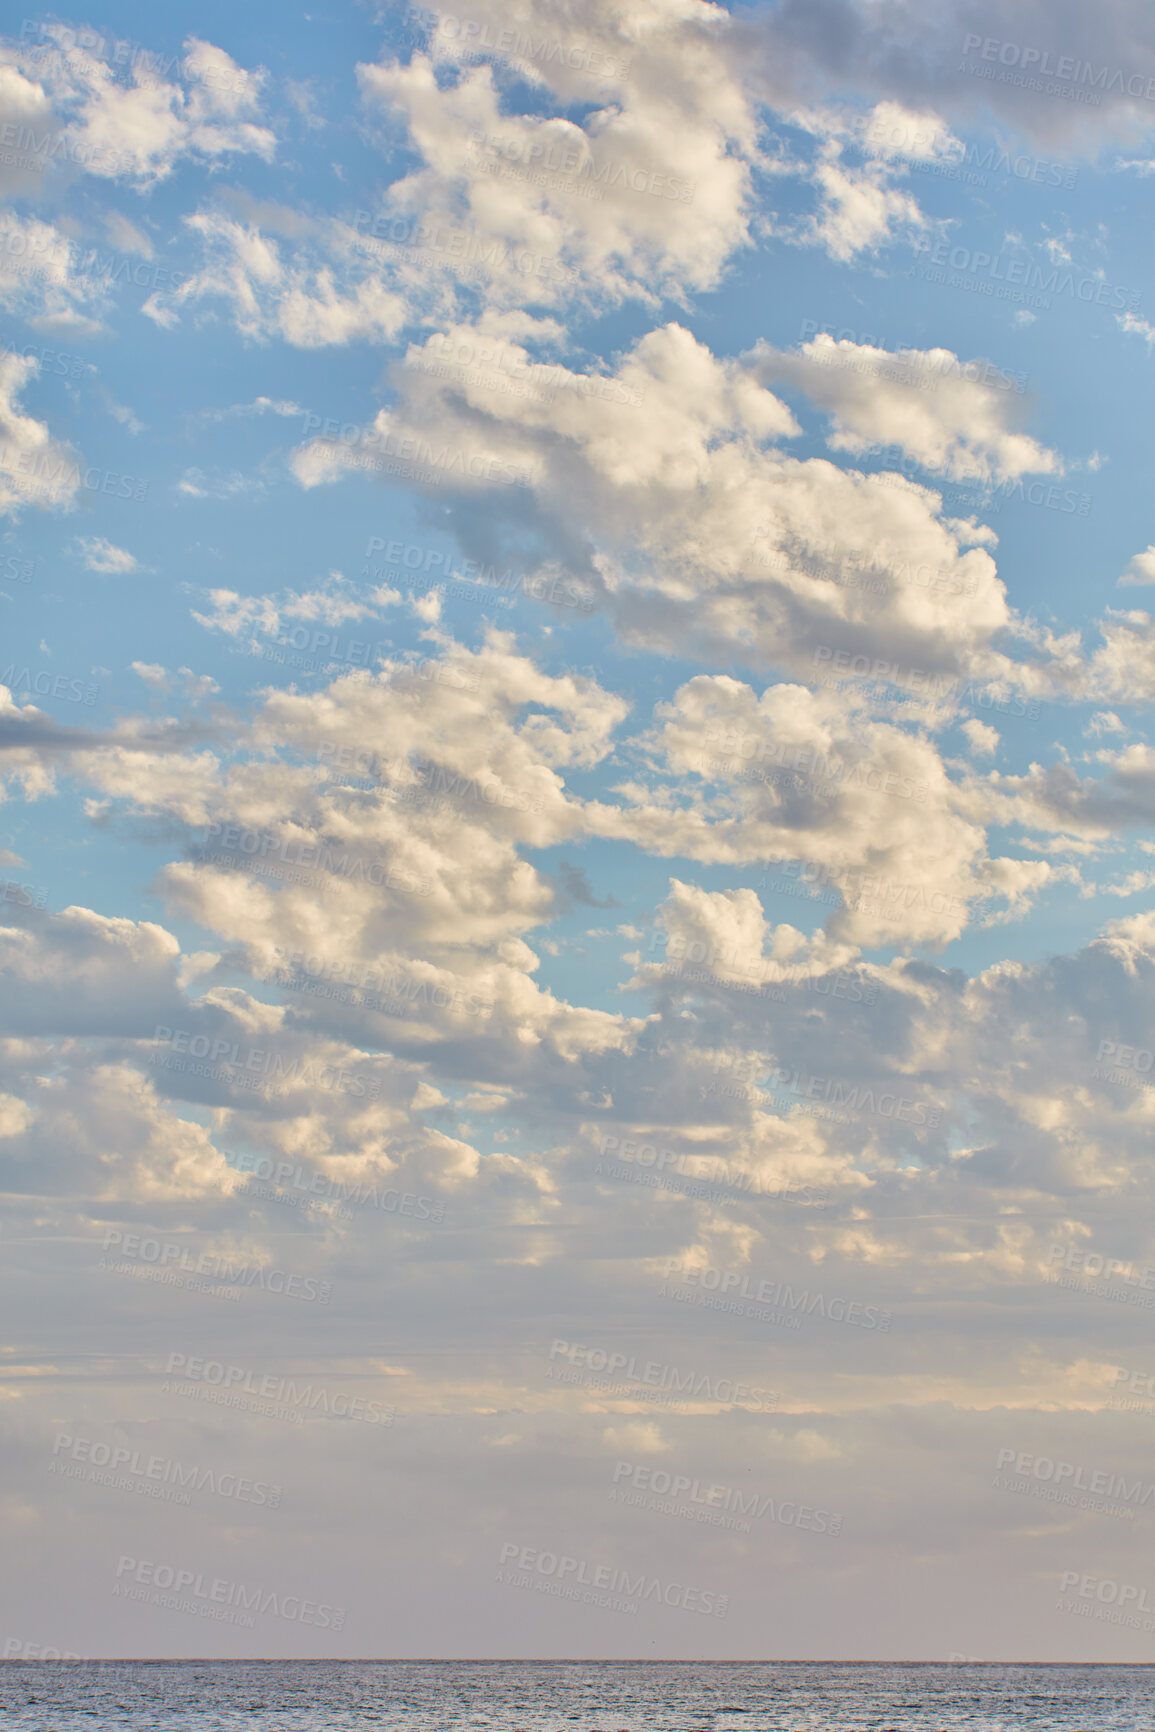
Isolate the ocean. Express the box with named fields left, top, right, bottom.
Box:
left=0, top=1661, right=1152, bottom=1730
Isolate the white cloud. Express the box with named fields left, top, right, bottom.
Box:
left=73, top=535, right=138, bottom=573
left=1078, top=609, right=1155, bottom=701
left=962, top=718, right=999, bottom=756
left=147, top=0, right=800, bottom=343
left=1120, top=312, right=1155, bottom=347
left=596, top=674, right=1042, bottom=948
left=3, top=30, right=275, bottom=186
left=748, top=334, right=1063, bottom=484
left=201, top=395, right=305, bottom=421
left=146, top=207, right=409, bottom=346
left=743, top=0, right=1155, bottom=155
left=1118, top=543, right=1155, bottom=585
left=190, top=573, right=398, bottom=651
left=0, top=58, right=60, bottom=198
left=175, top=465, right=263, bottom=500
left=0, top=211, right=115, bottom=333
left=293, top=320, right=1024, bottom=693
left=360, top=0, right=762, bottom=310
left=786, top=107, right=939, bottom=262
left=0, top=352, right=82, bottom=517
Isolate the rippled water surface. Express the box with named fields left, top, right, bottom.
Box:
left=1, top=1661, right=1154, bottom=1731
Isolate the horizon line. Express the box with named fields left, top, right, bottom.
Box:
left=4, top=1657, right=1153, bottom=1666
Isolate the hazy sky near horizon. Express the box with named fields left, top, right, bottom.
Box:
left=4, top=0, right=1155, bottom=1663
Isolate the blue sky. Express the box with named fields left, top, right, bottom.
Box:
left=5, top=0, right=1155, bottom=1664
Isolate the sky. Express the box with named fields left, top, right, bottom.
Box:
left=3, top=0, right=1155, bottom=1665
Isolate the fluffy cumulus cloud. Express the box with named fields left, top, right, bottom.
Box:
left=1118, top=543, right=1155, bottom=585
left=1072, top=609, right=1155, bottom=702
left=592, top=673, right=1036, bottom=947
left=146, top=1, right=950, bottom=348
left=0, top=352, right=82, bottom=515
left=774, top=101, right=963, bottom=262
left=0, top=29, right=274, bottom=186
left=743, top=0, right=1155, bottom=153
left=144, top=206, right=411, bottom=346
left=11, top=655, right=1152, bottom=1226
left=371, top=0, right=769, bottom=295
left=747, top=334, right=1062, bottom=483
left=48, top=640, right=641, bottom=1089
left=291, top=320, right=1030, bottom=692
left=0, top=209, right=130, bottom=333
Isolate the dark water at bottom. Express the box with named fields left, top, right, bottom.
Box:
left=1, top=1661, right=1153, bottom=1731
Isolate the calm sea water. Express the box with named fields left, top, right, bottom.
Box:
left=0, top=1662, right=1153, bottom=1731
